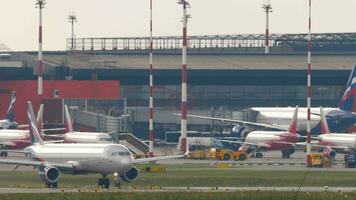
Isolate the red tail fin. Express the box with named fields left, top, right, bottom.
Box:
left=320, top=107, right=330, bottom=134
left=288, top=106, right=298, bottom=134
left=64, top=105, right=73, bottom=133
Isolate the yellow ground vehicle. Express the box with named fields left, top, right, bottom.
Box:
left=210, top=148, right=248, bottom=161
left=189, top=150, right=209, bottom=160
left=310, top=153, right=333, bottom=168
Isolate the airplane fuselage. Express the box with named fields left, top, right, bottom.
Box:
left=318, top=134, right=356, bottom=151
left=0, top=129, right=30, bottom=149
left=245, top=131, right=299, bottom=151
left=64, top=132, right=114, bottom=144
left=25, top=143, right=133, bottom=175
left=251, top=107, right=356, bottom=134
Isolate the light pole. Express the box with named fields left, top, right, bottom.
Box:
left=68, top=13, right=77, bottom=51
left=178, top=0, right=190, bottom=154
left=148, top=0, right=154, bottom=157
left=262, top=0, right=272, bottom=54
left=36, top=0, right=46, bottom=98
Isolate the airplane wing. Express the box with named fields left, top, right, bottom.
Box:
left=0, top=159, right=74, bottom=172
left=172, top=113, right=287, bottom=131
left=17, top=124, right=29, bottom=129
left=133, top=154, right=187, bottom=164
left=218, top=139, right=270, bottom=148
left=274, top=141, right=344, bottom=150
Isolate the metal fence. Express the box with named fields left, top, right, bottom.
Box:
left=67, top=33, right=356, bottom=52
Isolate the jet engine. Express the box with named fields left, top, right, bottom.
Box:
left=120, top=166, right=138, bottom=182
left=231, top=125, right=248, bottom=139
left=39, top=165, right=60, bottom=184
left=323, top=147, right=336, bottom=158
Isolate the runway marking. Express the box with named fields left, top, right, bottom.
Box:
left=1, top=187, right=356, bottom=194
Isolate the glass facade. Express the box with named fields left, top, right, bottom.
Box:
left=121, top=85, right=345, bottom=109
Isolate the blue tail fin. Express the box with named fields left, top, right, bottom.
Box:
left=6, top=91, right=16, bottom=122
left=339, top=65, right=356, bottom=111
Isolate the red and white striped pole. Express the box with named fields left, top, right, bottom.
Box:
left=263, top=1, right=272, bottom=54
left=36, top=0, right=45, bottom=98
left=306, top=0, right=312, bottom=167
left=179, top=0, right=189, bottom=154
left=148, top=0, right=154, bottom=157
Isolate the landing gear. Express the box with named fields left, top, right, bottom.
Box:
left=114, top=172, right=121, bottom=189
left=281, top=148, right=295, bottom=159
left=253, top=152, right=263, bottom=158
left=46, top=182, right=58, bottom=188
left=0, top=151, right=8, bottom=157
left=98, top=175, right=110, bottom=189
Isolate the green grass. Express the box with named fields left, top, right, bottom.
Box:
left=1, top=165, right=356, bottom=188
left=0, top=192, right=356, bottom=200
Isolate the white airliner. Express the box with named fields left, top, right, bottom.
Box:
left=176, top=66, right=356, bottom=137
left=0, top=91, right=18, bottom=129
left=0, top=102, right=185, bottom=189
left=52, top=105, right=114, bottom=143
left=306, top=107, right=356, bottom=155
left=219, top=107, right=300, bottom=158
left=0, top=105, right=44, bottom=157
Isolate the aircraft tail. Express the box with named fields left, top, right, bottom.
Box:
left=6, top=91, right=16, bottom=122
left=27, top=102, right=44, bottom=145
left=36, top=104, right=44, bottom=132
left=64, top=105, right=73, bottom=133
left=287, top=106, right=298, bottom=134
left=339, top=65, right=356, bottom=111
left=320, top=107, right=330, bottom=135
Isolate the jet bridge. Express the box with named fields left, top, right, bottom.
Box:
left=71, top=109, right=128, bottom=133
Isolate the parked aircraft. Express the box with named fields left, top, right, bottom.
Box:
left=0, top=104, right=44, bottom=157
left=0, top=102, right=185, bottom=188
left=0, top=91, right=18, bottom=129
left=61, top=105, right=114, bottom=143
left=220, top=106, right=300, bottom=158
left=178, top=66, right=356, bottom=137
left=309, top=107, right=356, bottom=154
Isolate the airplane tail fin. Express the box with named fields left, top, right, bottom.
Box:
left=36, top=104, right=44, bottom=132
left=287, top=106, right=298, bottom=134
left=339, top=65, right=356, bottom=112
left=320, top=107, right=330, bottom=135
left=27, top=102, right=44, bottom=145
left=64, top=105, right=73, bottom=133
left=6, top=91, right=16, bottom=122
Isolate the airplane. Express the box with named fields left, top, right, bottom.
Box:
left=305, top=107, right=356, bottom=154
left=45, top=105, right=115, bottom=144
left=0, top=104, right=46, bottom=157
left=0, top=91, right=18, bottom=129
left=0, top=102, right=186, bottom=189
left=219, top=106, right=300, bottom=158
left=176, top=65, right=356, bottom=138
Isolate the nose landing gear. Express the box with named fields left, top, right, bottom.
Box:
left=98, top=175, right=110, bottom=189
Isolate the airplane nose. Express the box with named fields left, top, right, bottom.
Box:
left=118, top=156, right=133, bottom=172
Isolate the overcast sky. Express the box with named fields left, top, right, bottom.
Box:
left=1, top=0, right=356, bottom=51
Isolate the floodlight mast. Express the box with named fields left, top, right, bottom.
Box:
left=262, top=0, right=272, bottom=54
left=68, top=13, right=77, bottom=52
left=148, top=0, right=154, bottom=157
left=178, top=0, right=190, bottom=154
left=36, top=0, right=46, bottom=98
left=306, top=0, right=312, bottom=167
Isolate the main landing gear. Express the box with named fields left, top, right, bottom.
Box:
left=46, top=182, right=58, bottom=188
left=0, top=151, right=8, bottom=157
left=98, top=175, right=110, bottom=189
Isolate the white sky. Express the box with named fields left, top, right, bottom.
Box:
left=1, top=0, right=356, bottom=51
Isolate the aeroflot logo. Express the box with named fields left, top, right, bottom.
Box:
left=111, top=152, right=130, bottom=156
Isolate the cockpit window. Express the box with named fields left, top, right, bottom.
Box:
left=111, top=151, right=130, bottom=156
left=100, top=137, right=113, bottom=142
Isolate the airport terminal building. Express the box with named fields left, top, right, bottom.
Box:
left=1, top=32, right=355, bottom=138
